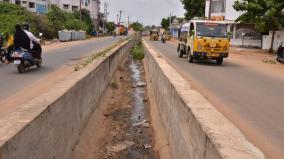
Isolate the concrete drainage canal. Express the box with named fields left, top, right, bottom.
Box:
left=70, top=42, right=159, bottom=159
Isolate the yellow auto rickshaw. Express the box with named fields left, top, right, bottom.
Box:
left=150, top=29, right=159, bottom=41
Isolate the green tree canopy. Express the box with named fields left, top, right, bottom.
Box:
left=233, top=0, right=284, bottom=52
left=131, top=22, right=143, bottom=32
left=106, top=21, right=115, bottom=33
left=180, top=0, right=205, bottom=20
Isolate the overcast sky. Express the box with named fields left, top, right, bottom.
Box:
left=102, top=0, right=185, bottom=26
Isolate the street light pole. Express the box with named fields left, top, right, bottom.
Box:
left=79, top=0, right=82, bottom=21
left=208, top=0, right=212, bottom=20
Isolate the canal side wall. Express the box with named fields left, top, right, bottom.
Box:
left=0, top=38, right=138, bottom=159
left=143, top=40, right=265, bottom=159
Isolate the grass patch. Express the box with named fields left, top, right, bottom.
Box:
left=131, top=42, right=144, bottom=60
left=74, top=37, right=129, bottom=71
left=262, top=59, right=276, bottom=64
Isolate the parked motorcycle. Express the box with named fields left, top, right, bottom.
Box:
left=276, top=41, right=284, bottom=63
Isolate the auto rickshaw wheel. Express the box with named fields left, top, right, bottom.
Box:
left=216, top=57, right=223, bottom=65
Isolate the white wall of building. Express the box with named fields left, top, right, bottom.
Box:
left=224, top=0, right=242, bottom=20
left=262, top=31, right=284, bottom=51
left=205, top=0, right=242, bottom=21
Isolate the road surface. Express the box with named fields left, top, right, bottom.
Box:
left=145, top=39, right=284, bottom=159
left=0, top=36, right=122, bottom=115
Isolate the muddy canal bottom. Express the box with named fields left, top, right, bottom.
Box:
left=70, top=56, right=158, bottom=159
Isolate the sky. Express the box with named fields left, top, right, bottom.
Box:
left=102, top=0, right=186, bottom=26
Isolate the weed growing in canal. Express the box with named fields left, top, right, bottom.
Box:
left=131, top=42, right=144, bottom=60
left=110, top=78, right=118, bottom=89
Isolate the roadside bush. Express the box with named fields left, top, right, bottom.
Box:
left=0, top=3, right=32, bottom=35
left=0, top=3, right=95, bottom=40
left=65, top=19, right=87, bottom=31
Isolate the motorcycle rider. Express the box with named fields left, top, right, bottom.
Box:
left=4, top=24, right=30, bottom=63
left=22, top=23, right=42, bottom=60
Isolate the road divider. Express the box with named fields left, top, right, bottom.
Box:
left=74, top=37, right=131, bottom=71
left=143, top=40, right=265, bottom=159
left=0, top=36, right=139, bottom=159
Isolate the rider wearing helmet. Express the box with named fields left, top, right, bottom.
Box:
left=22, top=23, right=42, bottom=60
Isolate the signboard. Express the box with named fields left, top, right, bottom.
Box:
left=36, top=4, right=47, bottom=14
left=211, top=16, right=225, bottom=21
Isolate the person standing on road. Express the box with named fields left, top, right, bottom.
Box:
left=22, top=23, right=42, bottom=60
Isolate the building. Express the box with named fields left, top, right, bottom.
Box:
left=205, top=0, right=241, bottom=21
left=169, top=19, right=180, bottom=38
left=50, top=0, right=100, bottom=21
left=0, top=0, right=48, bottom=13
left=205, top=0, right=263, bottom=48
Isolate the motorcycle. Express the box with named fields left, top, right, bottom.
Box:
left=161, top=35, right=166, bottom=43
left=0, top=47, right=6, bottom=63
left=276, top=41, right=284, bottom=63
left=10, top=48, right=42, bottom=73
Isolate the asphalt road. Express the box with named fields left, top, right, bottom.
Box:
left=146, top=40, right=284, bottom=159
left=0, top=36, right=121, bottom=101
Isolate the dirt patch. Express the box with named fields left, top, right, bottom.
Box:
left=70, top=56, right=158, bottom=159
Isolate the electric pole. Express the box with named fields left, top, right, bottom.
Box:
left=209, top=0, right=212, bottom=20
left=103, top=2, right=108, bottom=33
left=80, top=0, right=82, bottom=21
left=169, top=12, right=172, bottom=28
left=118, top=10, right=122, bottom=25
left=127, top=16, right=130, bottom=28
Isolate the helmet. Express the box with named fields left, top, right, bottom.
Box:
left=22, top=22, right=30, bottom=30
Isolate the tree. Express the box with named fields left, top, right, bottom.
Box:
left=161, top=16, right=176, bottom=30
left=131, top=22, right=143, bottom=32
left=180, top=0, right=205, bottom=20
left=73, top=9, right=93, bottom=33
left=233, top=0, right=284, bottom=52
left=106, top=21, right=115, bottom=33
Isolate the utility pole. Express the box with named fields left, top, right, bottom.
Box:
left=80, top=0, right=82, bottom=21
left=169, top=12, right=172, bottom=28
left=118, top=10, right=122, bottom=25
left=208, top=0, right=212, bottom=20
left=127, top=16, right=130, bottom=28
left=103, top=2, right=108, bottom=33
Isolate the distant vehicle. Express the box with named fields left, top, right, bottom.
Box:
left=276, top=41, right=284, bottom=63
left=141, top=31, right=150, bottom=36
left=161, top=34, right=166, bottom=43
left=177, top=20, right=230, bottom=65
left=165, top=31, right=172, bottom=40
left=150, top=29, right=159, bottom=41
